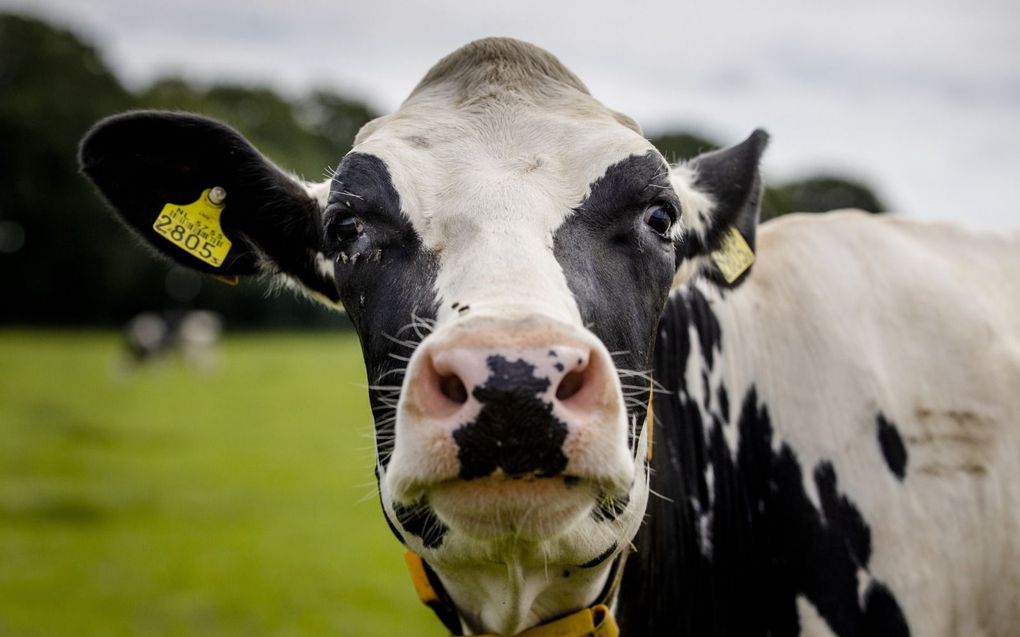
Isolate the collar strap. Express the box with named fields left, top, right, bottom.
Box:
left=405, top=548, right=625, bottom=637
left=404, top=550, right=463, bottom=634
left=476, top=604, right=618, bottom=637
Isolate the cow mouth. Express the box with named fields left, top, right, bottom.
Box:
left=427, top=474, right=597, bottom=540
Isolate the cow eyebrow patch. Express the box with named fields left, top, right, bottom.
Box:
left=576, top=151, right=677, bottom=224
left=330, top=152, right=401, bottom=218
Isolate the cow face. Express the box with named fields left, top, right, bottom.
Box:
left=81, top=37, right=766, bottom=634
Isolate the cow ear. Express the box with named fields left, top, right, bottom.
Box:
left=674, top=129, right=769, bottom=288
left=79, top=111, right=339, bottom=305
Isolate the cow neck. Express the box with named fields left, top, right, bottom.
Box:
left=614, top=284, right=760, bottom=633
left=405, top=548, right=625, bottom=637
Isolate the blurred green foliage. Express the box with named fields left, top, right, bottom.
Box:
left=0, top=330, right=444, bottom=636
left=0, top=12, right=885, bottom=328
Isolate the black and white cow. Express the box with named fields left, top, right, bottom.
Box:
left=80, top=38, right=1020, bottom=636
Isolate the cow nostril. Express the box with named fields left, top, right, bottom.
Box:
left=439, top=373, right=469, bottom=404
left=556, top=369, right=585, bottom=401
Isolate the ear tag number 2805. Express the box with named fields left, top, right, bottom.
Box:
left=152, top=187, right=232, bottom=268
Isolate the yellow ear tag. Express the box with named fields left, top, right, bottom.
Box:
left=710, top=226, right=755, bottom=283
left=152, top=187, right=232, bottom=268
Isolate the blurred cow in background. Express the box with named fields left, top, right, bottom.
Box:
left=122, top=310, right=222, bottom=373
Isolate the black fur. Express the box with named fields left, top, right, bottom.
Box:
left=324, top=153, right=445, bottom=546
left=326, top=152, right=441, bottom=470
left=553, top=151, right=678, bottom=446
left=393, top=499, right=449, bottom=549
left=616, top=287, right=911, bottom=637
left=876, top=413, right=908, bottom=480
left=79, top=111, right=338, bottom=301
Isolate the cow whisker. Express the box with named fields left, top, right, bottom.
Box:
left=366, top=384, right=403, bottom=392
left=382, top=332, right=421, bottom=350
left=356, top=487, right=381, bottom=505
left=374, top=367, right=407, bottom=382
left=648, top=487, right=674, bottom=504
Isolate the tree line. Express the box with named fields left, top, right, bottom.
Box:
left=0, top=13, right=884, bottom=328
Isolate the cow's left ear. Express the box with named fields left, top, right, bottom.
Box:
left=79, top=111, right=339, bottom=304
left=674, top=129, right=769, bottom=287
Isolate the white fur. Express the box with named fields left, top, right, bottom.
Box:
left=669, top=163, right=716, bottom=242
left=682, top=211, right=1020, bottom=636
left=352, top=86, right=657, bottom=326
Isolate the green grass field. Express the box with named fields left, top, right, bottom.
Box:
left=0, top=331, right=444, bottom=637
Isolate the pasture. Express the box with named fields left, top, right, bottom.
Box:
left=0, top=331, right=443, bottom=636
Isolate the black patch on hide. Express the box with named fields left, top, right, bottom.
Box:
left=553, top=151, right=678, bottom=453
left=328, top=152, right=441, bottom=471
left=616, top=288, right=911, bottom=637
left=862, top=582, right=911, bottom=637
left=393, top=498, right=448, bottom=550
left=876, top=413, right=908, bottom=480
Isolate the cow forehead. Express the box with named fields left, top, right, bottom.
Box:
left=345, top=95, right=663, bottom=323
left=352, top=97, right=659, bottom=240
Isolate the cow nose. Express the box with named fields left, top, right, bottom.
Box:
left=398, top=320, right=621, bottom=483
left=425, top=344, right=596, bottom=480
left=430, top=345, right=590, bottom=411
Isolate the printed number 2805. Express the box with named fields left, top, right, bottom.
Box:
left=154, top=215, right=216, bottom=262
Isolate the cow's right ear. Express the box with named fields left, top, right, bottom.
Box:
left=79, top=111, right=339, bottom=305
left=672, top=129, right=769, bottom=288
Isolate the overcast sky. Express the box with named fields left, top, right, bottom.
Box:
left=7, top=0, right=1019, bottom=228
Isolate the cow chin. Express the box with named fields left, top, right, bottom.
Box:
left=381, top=465, right=649, bottom=571
left=428, top=475, right=602, bottom=541
left=383, top=450, right=640, bottom=553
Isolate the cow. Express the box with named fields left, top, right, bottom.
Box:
left=121, top=310, right=222, bottom=372
left=79, top=38, right=1020, bottom=636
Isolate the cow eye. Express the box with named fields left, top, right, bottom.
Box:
left=643, top=204, right=674, bottom=237
left=330, top=215, right=364, bottom=243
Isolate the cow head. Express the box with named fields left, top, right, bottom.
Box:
left=80, top=38, right=766, bottom=635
